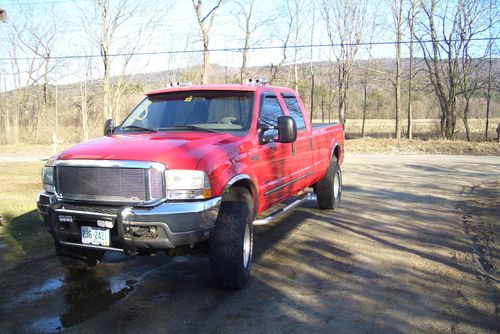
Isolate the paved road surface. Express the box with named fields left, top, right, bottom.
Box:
left=0, top=154, right=498, bottom=333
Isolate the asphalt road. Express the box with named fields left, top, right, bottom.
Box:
left=0, top=154, right=498, bottom=334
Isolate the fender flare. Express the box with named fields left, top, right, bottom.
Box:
left=223, top=174, right=259, bottom=217
left=331, top=142, right=342, bottom=163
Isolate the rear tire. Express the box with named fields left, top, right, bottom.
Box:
left=209, top=188, right=253, bottom=290
left=57, top=246, right=104, bottom=271
left=316, top=156, right=342, bottom=210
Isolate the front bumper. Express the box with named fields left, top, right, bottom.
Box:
left=37, top=192, right=221, bottom=253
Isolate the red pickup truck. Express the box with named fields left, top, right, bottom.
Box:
left=37, top=83, right=344, bottom=289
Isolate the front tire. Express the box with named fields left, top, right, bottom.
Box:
left=316, top=156, right=342, bottom=210
left=209, top=190, right=253, bottom=290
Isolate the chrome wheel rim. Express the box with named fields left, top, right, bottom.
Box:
left=243, top=223, right=251, bottom=268
left=333, top=171, right=340, bottom=198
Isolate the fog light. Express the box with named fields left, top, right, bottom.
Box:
left=58, top=215, right=73, bottom=223
left=97, top=220, right=114, bottom=229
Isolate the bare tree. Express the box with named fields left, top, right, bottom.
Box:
left=359, top=17, right=379, bottom=137
left=414, top=0, right=490, bottom=140
left=14, top=10, right=58, bottom=105
left=323, top=0, right=368, bottom=126
left=192, top=0, right=225, bottom=84
left=269, top=3, right=293, bottom=84
left=458, top=0, right=494, bottom=141
left=309, top=0, right=317, bottom=123
left=484, top=0, right=498, bottom=140
left=78, top=0, right=164, bottom=121
left=236, top=0, right=255, bottom=83
left=292, top=0, right=305, bottom=92
left=389, top=0, right=404, bottom=139
left=233, top=0, right=273, bottom=83
left=406, top=0, right=419, bottom=139
left=10, top=5, right=61, bottom=141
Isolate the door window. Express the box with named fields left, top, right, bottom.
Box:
left=283, top=96, right=306, bottom=130
left=259, top=95, right=284, bottom=138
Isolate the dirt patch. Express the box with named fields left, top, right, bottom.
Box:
left=346, top=138, right=500, bottom=155
left=459, top=181, right=499, bottom=279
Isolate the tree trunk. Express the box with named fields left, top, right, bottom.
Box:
left=407, top=0, right=416, bottom=140
left=14, top=100, right=19, bottom=144
left=485, top=51, right=492, bottom=140
left=321, top=99, right=325, bottom=123
left=486, top=93, right=491, bottom=140
left=394, top=0, right=402, bottom=139
left=394, top=78, right=401, bottom=138
left=81, top=81, right=89, bottom=140
left=362, top=77, right=367, bottom=138
left=4, top=106, right=10, bottom=143
left=202, top=37, right=209, bottom=84
left=338, top=63, right=346, bottom=126
left=310, top=73, right=315, bottom=124
left=55, top=85, right=58, bottom=135
left=103, top=67, right=111, bottom=120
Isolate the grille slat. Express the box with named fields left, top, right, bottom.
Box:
left=57, top=165, right=163, bottom=204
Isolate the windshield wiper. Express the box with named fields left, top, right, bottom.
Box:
left=160, top=125, right=219, bottom=133
left=121, top=125, right=157, bottom=132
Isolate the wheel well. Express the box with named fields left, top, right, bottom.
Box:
left=333, top=145, right=340, bottom=162
left=222, top=180, right=257, bottom=219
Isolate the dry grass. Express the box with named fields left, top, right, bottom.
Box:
left=0, top=162, right=52, bottom=264
left=346, top=138, right=500, bottom=155
left=0, top=143, right=71, bottom=156
left=313, top=118, right=500, bottom=141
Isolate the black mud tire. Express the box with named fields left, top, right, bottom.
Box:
left=57, top=246, right=105, bottom=271
left=316, top=156, right=342, bottom=210
left=209, top=188, right=253, bottom=290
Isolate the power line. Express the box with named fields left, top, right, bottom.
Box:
left=0, top=37, right=497, bottom=61
left=0, top=0, right=87, bottom=5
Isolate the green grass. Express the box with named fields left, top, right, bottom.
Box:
left=0, top=162, right=53, bottom=265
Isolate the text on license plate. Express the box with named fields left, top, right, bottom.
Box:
left=81, top=226, right=110, bottom=246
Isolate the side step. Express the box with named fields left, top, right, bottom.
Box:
left=253, top=192, right=314, bottom=226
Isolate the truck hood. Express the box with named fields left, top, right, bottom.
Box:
left=58, top=132, right=239, bottom=170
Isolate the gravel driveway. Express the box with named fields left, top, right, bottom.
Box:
left=0, top=154, right=498, bottom=333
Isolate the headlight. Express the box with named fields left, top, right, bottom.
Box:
left=42, top=158, right=56, bottom=193
left=165, top=170, right=211, bottom=200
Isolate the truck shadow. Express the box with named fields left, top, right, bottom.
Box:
left=0, top=210, right=53, bottom=266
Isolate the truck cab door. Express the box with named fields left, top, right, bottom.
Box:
left=253, top=93, right=293, bottom=210
left=281, top=94, right=314, bottom=194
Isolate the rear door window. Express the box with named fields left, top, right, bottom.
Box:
left=283, top=96, right=306, bottom=130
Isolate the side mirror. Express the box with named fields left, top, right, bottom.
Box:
left=104, top=118, right=114, bottom=136
left=276, top=116, right=297, bottom=143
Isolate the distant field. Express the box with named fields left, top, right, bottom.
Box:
left=313, top=118, right=500, bottom=141
left=346, top=138, right=500, bottom=155
left=0, top=119, right=499, bottom=158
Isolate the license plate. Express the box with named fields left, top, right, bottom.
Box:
left=81, top=226, right=110, bottom=246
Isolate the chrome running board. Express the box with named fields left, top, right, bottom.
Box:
left=253, top=192, right=314, bottom=226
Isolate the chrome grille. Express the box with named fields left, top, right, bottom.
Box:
left=55, top=160, right=165, bottom=205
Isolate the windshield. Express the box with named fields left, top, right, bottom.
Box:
left=117, top=91, right=254, bottom=136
